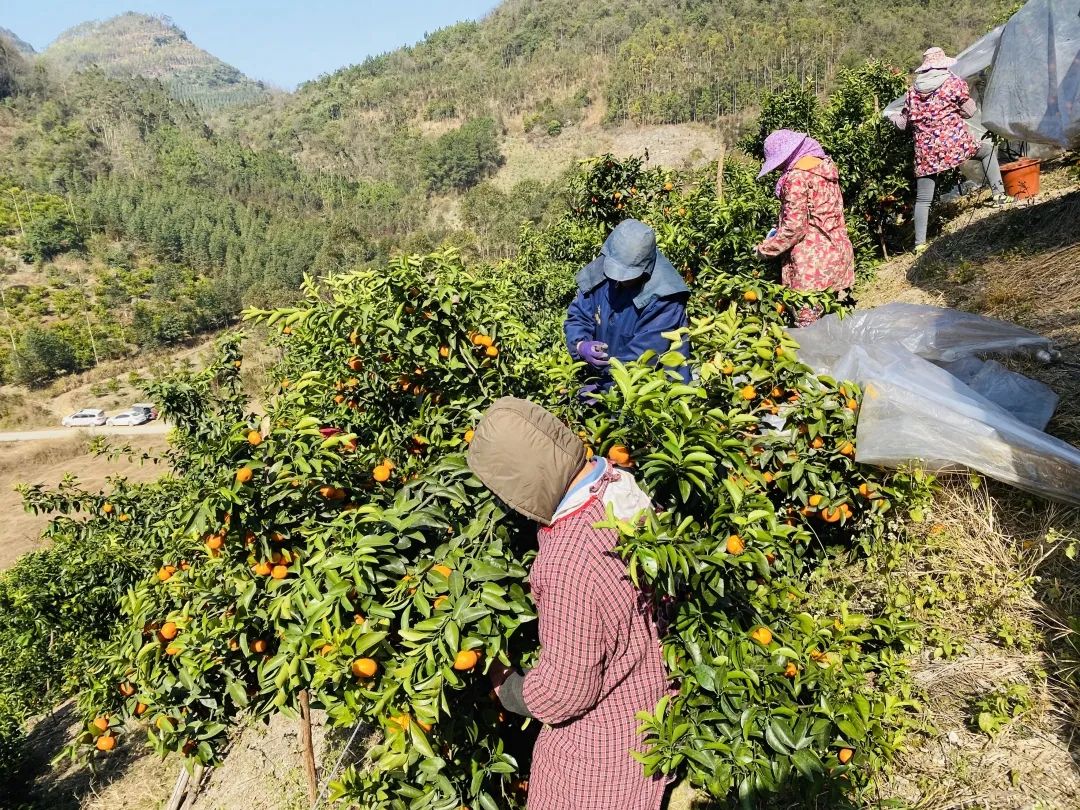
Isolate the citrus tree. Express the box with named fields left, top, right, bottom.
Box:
left=5, top=143, right=932, bottom=809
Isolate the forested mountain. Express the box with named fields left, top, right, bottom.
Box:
left=0, top=28, right=35, bottom=56
left=41, top=13, right=269, bottom=111
left=0, top=0, right=1017, bottom=389
left=0, top=44, right=425, bottom=387
left=239, top=0, right=1010, bottom=180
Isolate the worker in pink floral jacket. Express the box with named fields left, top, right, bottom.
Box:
left=467, top=397, right=671, bottom=810
left=754, top=128, right=856, bottom=326
left=890, top=47, right=1009, bottom=255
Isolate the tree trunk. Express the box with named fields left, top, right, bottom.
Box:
left=299, top=689, right=318, bottom=805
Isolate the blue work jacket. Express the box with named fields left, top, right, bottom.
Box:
left=564, top=256, right=691, bottom=384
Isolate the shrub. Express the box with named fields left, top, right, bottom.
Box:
left=421, top=118, right=504, bottom=193
left=10, top=326, right=80, bottom=387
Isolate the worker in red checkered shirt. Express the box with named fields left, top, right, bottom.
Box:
left=467, top=397, right=672, bottom=810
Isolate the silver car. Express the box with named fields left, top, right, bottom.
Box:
left=62, top=408, right=107, bottom=427
left=106, top=408, right=151, bottom=427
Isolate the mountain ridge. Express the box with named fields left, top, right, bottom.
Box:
left=0, top=27, right=35, bottom=56
left=41, top=12, right=268, bottom=111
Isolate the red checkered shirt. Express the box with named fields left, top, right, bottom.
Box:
left=522, top=469, right=671, bottom=810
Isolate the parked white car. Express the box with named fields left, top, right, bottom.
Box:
left=62, top=408, right=107, bottom=427
left=106, top=409, right=151, bottom=427
left=131, top=403, right=159, bottom=421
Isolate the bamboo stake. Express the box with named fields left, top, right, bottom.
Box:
left=716, top=142, right=726, bottom=202
left=299, top=689, right=318, bottom=805
left=179, top=765, right=206, bottom=810
left=164, top=768, right=190, bottom=810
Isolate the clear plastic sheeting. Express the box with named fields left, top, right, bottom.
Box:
left=982, top=0, right=1080, bottom=149
left=792, top=304, right=1080, bottom=505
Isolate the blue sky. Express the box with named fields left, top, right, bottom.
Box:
left=3, top=1, right=501, bottom=90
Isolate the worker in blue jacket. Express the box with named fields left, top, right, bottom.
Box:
left=564, top=219, right=691, bottom=391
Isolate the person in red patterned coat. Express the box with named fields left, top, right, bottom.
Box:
left=466, top=397, right=671, bottom=810
left=754, top=128, right=856, bottom=327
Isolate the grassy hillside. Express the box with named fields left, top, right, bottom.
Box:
left=42, top=13, right=268, bottom=111
left=238, top=0, right=1012, bottom=181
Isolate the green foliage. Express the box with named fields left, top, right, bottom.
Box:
left=968, top=682, right=1033, bottom=737
left=422, top=118, right=504, bottom=194
left=10, top=326, right=81, bottom=387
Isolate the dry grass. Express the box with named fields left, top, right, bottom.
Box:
left=874, top=481, right=1080, bottom=810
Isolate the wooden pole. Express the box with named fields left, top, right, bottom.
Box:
left=716, top=142, right=726, bottom=202
left=164, top=768, right=190, bottom=810
left=179, top=765, right=206, bottom=810
left=299, top=689, right=318, bottom=805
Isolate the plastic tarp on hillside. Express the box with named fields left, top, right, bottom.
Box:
left=791, top=304, right=1080, bottom=505
left=981, top=0, right=1080, bottom=149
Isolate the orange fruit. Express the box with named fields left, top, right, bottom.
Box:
left=389, top=713, right=410, bottom=732
left=858, top=483, right=873, bottom=498
left=93, top=715, right=110, bottom=732
left=846, top=398, right=858, bottom=411
left=811, top=437, right=824, bottom=450
left=165, top=644, right=181, bottom=656
left=236, top=467, right=253, bottom=484
left=206, top=534, right=224, bottom=550
left=252, top=561, right=272, bottom=576
left=157, top=565, right=176, bottom=582
left=249, top=639, right=268, bottom=655
left=822, top=507, right=843, bottom=523
left=808, top=494, right=824, bottom=507
left=118, top=681, right=136, bottom=697
left=347, top=357, right=363, bottom=371
left=416, top=718, right=433, bottom=733
left=720, top=362, right=735, bottom=375
left=349, top=330, right=359, bottom=345
left=95, top=734, right=117, bottom=752
left=743, top=290, right=759, bottom=302
left=838, top=747, right=854, bottom=764
left=725, top=535, right=745, bottom=555
left=783, top=663, right=798, bottom=678
left=464, top=429, right=475, bottom=443
left=320, top=644, right=334, bottom=656
left=838, top=441, right=855, bottom=456
left=134, top=702, right=148, bottom=717
left=102, top=502, right=114, bottom=515
left=270, top=564, right=289, bottom=580
left=247, top=430, right=263, bottom=446
left=351, top=658, right=379, bottom=678
left=333, top=394, right=345, bottom=404
left=763, top=472, right=775, bottom=483
left=452, top=650, right=480, bottom=672
left=373, top=465, right=391, bottom=483
left=471, top=334, right=493, bottom=348
left=775, top=302, right=785, bottom=314
left=434, top=595, right=449, bottom=609
left=485, top=345, right=499, bottom=358
left=740, top=385, right=756, bottom=400
left=607, top=445, right=632, bottom=466
left=438, top=346, right=450, bottom=359
left=118, top=513, right=131, bottom=522
left=282, top=326, right=292, bottom=335
left=750, top=626, right=773, bottom=646
left=433, top=564, right=452, bottom=578
left=159, top=622, right=178, bottom=641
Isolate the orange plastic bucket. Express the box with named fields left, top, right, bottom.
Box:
left=1000, top=158, right=1041, bottom=200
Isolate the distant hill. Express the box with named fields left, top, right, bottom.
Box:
left=245, top=0, right=1006, bottom=181
left=41, top=12, right=268, bottom=111
left=0, top=27, right=35, bottom=56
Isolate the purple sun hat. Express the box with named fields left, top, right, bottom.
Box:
left=757, top=129, right=811, bottom=178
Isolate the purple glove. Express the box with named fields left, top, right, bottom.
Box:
left=578, top=383, right=601, bottom=405
left=577, top=340, right=609, bottom=367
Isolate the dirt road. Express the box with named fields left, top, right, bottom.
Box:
left=0, top=424, right=171, bottom=443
